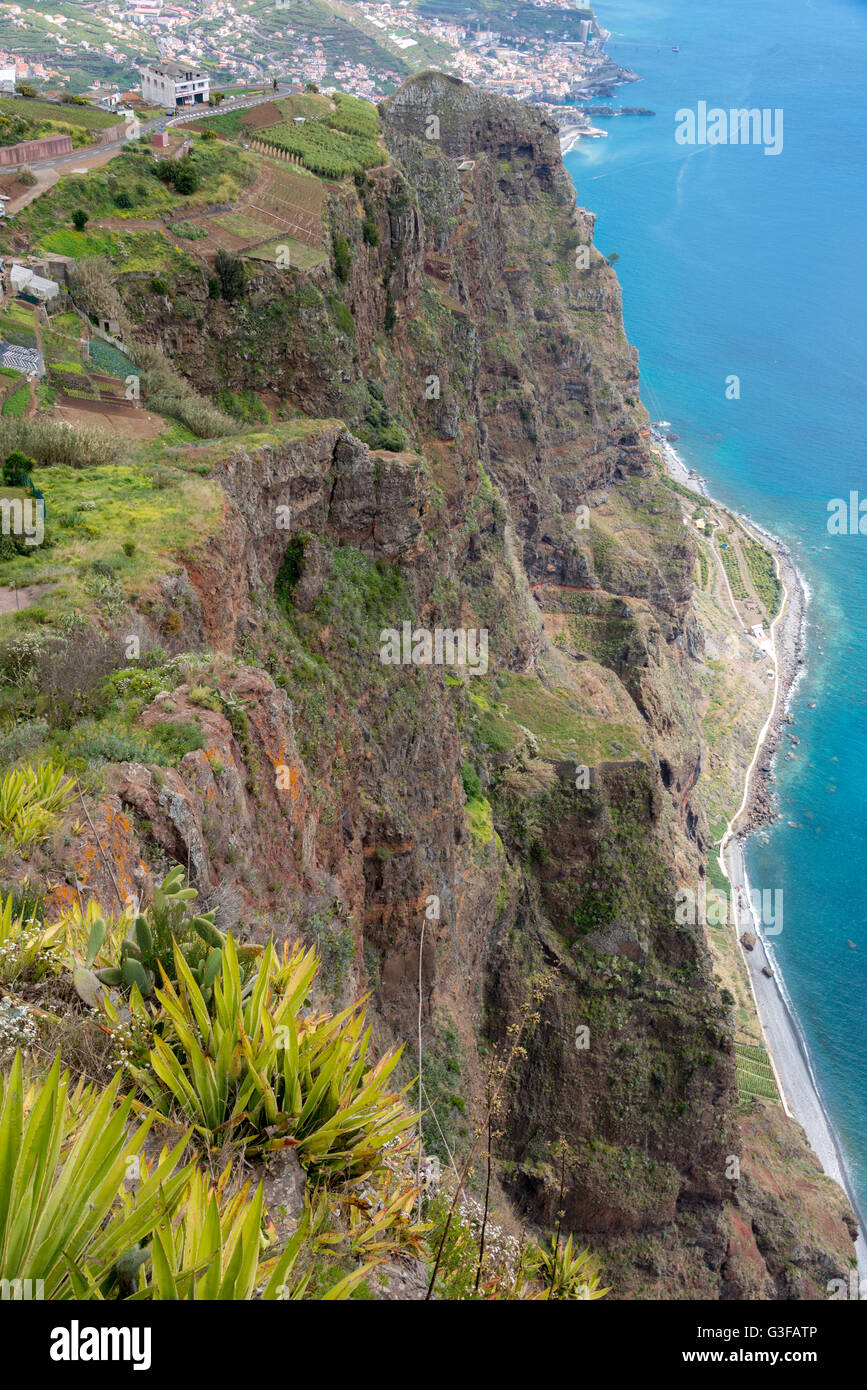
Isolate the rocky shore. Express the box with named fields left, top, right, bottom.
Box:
left=657, top=434, right=864, bottom=1278
left=739, top=523, right=807, bottom=831
left=656, top=436, right=807, bottom=835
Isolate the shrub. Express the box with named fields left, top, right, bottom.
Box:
left=0, top=416, right=115, bottom=467
left=114, top=190, right=133, bottom=209
left=172, top=161, right=200, bottom=195
left=129, top=934, right=415, bottom=1171
left=23, top=631, right=119, bottom=728
left=136, top=1164, right=285, bottom=1300
left=68, top=257, right=129, bottom=337
left=460, top=761, right=483, bottom=800
left=214, top=249, right=244, bottom=302
left=274, top=534, right=308, bottom=606
left=333, top=232, right=351, bottom=283
left=327, top=295, right=354, bottom=337
left=524, top=1234, right=608, bottom=1300
left=151, top=156, right=201, bottom=193
left=72, top=209, right=89, bottom=232
left=18, top=167, right=37, bottom=187
left=357, top=422, right=408, bottom=452
left=215, top=388, right=268, bottom=425
left=2, top=449, right=35, bottom=485
left=147, top=718, right=205, bottom=762
left=0, top=1049, right=361, bottom=1302
left=169, top=220, right=208, bottom=241
left=0, top=718, right=48, bottom=764
left=134, top=341, right=238, bottom=439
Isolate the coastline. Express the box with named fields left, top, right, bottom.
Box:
left=658, top=435, right=867, bottom=1280
left=558, top=123, right=608, bottom=154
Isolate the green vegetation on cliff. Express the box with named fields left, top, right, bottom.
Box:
left=0, top=71, right=854, bottom=1306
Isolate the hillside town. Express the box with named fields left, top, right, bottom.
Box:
left=0, top=0, right=635, bottom=109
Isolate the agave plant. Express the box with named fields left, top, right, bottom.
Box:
left=0, top=1051, right=193, bottom=1300
left=526, top=1233, right=609, bottom=1300
left=128, top=1164, right=381, bottom=1300
left=130, top=933, right=415, bottom=1176
left=0, top=891, right=64, bottom=984
left=129, top=1163, right=271, bottom=1300
left=0, top=760, right=76, bottom=851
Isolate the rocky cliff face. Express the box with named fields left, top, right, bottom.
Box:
left=96, top=73, right=856, bottom=1297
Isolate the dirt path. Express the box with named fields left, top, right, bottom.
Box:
left=26, top=309, right=45, bottom=418
left=91, top=216, right=164, bottom=232
left=0, top=582, right=57, bottom=614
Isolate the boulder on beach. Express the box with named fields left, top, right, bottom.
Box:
left=740, top=932, right=756, bottom=951
left=761, top=965, right=774, bottom=979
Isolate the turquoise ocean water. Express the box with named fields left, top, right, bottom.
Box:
left=564, top=0, right=867, bottom=1215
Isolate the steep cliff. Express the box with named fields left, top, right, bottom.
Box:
left=11, top=74, right=855, bottom=1298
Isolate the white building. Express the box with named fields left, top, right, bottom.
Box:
left=91, top=87, right=121, bottom=109
left=140, top=62, right=209, bottom=109
left=0, top=66, right=15, bottom=93
left=10, top=264, right=60, bottom=303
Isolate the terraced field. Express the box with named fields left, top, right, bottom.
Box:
left=198, top=158, right=325, bottom=259
left=254, top=120, right=385, bottom=178
left=735, top=1040, right=781, bottom=1105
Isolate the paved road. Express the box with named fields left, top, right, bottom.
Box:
left=725, top=836, right=867, bottom=1280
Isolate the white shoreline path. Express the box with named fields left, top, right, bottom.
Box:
left=658, top=435, right=867, bottom=1283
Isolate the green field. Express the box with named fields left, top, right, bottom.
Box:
left=742, top=536, right=783, bottom=620
left=256, top=119, right=385, bottom=178
left=0, top=462, right=223, bottom=610
left=38, top=227, right=195, bottom=276
left=735, top=1040, right=780, bottom=1105
left=1, top=385, right=29, bottom=417
left=0, top=96, right=119, bottom=150
left=245, top=236, right=327, bottom=270
left=187, top=107, right=248, bottom=139
left=718, top=540, right=748, bottom=603
left=213, top=210, right=276, bottom=240
left=88, top=338, right=136, bottom=378
left=0, top=98, right=119, bottom=130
